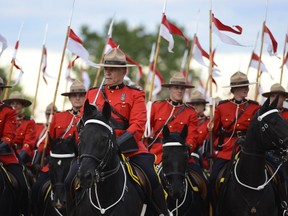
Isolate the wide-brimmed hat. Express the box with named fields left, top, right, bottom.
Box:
left=262, top=83, right=288, bottom=98
left=162, top=72, right=195, bottom=88
left=0, top=77, right=12, bottom=88
left=187, top=90, right=209, bottom=104
left=45, top=102, right=58, bottom=114
left=61, top=80, right=86, bottom=96
left=223, top=71, right=256, bottom=88
left=3, top=91, right=32, bottom=107
left=96, top=48, right=136, bottom=68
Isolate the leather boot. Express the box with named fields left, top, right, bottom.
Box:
left=151, top=185, right=171, bottom=216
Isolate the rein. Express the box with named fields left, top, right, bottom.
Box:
left=81, top=118, right=128, bottom=214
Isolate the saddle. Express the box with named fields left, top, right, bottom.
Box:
left=187, top=169, right=208, bottom=200
left=0, top=165, right=19, bottom=191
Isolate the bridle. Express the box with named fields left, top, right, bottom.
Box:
left=79, top=118, right=127, bottom=214
left=79, top=119, right=120, bottom=182
left=234, top=108, right=288, bottom=191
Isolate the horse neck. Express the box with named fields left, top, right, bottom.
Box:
left=237, top=134, right=267, bottom=186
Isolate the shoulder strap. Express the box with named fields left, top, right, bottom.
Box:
left=101, top=87, right=129, bottom=122
left=154, top=104, right=187, bottom=136
left=224, top=101, right=250, bottom=131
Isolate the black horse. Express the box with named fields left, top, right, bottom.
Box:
left=75, top=100, right=146, bottom=215
left=33, top=135, right=77, bottom=216
left=160, top=124, right=209, bottom=216
left=216, top=97, right=288, bottom=216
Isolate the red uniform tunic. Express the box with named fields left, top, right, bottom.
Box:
left=14, top=115, right=36, bottom=159
left=0, top=103, right=19, bottom=164
left=39, top=110, right=81, bottom=172
left=213, top=99, right=260, bottom=160
left=34, top=123, right=46, bottom=150
left=86, top=85, right=148, bottom=158
left=281, top=108, right=288, bottom=121
left=148, top=100, right=198, bottom=164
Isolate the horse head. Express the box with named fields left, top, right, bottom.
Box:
left=78, top=99, right=117, bottom=189
left=48, top=133, right=77, bottom=210
left=161, top=124, right=189, bottom=200
left=246, top=96, right=288, bottom=161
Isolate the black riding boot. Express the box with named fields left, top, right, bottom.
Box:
left=151, top=185, right=171, bottom=216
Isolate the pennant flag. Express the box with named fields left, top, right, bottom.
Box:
left=263, top=25, right=278, bottom=56
left=105, top=37, right=143, bottom=78
left=160, top=14, right=189, bottom=52
left=193, top=36, right=218, bottom=68
left=148, top=64, right=164, bottom=98
left=0, top=34, right=8, bottom=57
left=65, top=60, right=77, bottom=82
left=41, top=46, right=48, bottom=84
left=281, top=53, right=288, bottom=69
left=249, top=52, right=268, bottom=72
left=67, top=29, right=98, bottom=68
left=10, top=59, right=24, bottom=86
left=212, top=13, right=244, bottom=46
left=81, top=68, right=91, bottom=90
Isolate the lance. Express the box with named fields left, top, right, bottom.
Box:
left=93, top=15, right=115, bottom=87
left=41, top=0, right=76, bottom=167
left=280, top=33, right=287, bottom=85
left=207, top=8, right=214, bottom=173
left=31, top=24, right=48, bottom=118
left=4, top=23, right=24, bottom=100
left=186, top=10, right=200, bottom=82
left=144, top=43, right=156, bottom=94
left=148, top=0, right=167, bottom=102
left=247, top=31, right=260, bottom=76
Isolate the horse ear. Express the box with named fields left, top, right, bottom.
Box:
left=102, top=101, right=111, bottom=120
left=83, top=99, right=92, bottom=117
left=261, top=97, right=270, bottom=113
left=270, top=95, right=279, bottom=109
left=162, top=125, right=170, bottom=139
left=180, top=124, right=188, bottom=139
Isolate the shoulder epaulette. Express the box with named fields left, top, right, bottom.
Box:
left=0, top=103, right=12, bottom=111
left=247, top=100, right=259, bottom=105
left=153, top=100, right=165, bottom=104
left=88, top=86, right=99, bottom=91
left=23, top=116, right=31, bottom=120
left=126, top=85, right=142, bottom=91
left=218, top=99, right=229, bottom=105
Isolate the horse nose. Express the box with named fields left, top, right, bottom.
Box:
left=78, top=170, right=93, bottom=187
left=55, top=199, right=63, bottom=209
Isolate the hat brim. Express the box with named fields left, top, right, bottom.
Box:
left=0, top=85, right=12, bottom=88
left=187, top=99, right=209, bottom=104
left=61, top=91, right=87, bottom=96
left=3, top=98, right=32, bottom=107
left=161, top=83, right=195, bottom=88
left=262, top=91, right=288, bottom=98
left=222, top=82, right=257, bottom=88
left=96, top=63, right=136, bottom=68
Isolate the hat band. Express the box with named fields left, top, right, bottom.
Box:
left=170, top=81, right=186, bottom=85
left=70, top=89, right=86, bottom=93
left=104, top=60, right=127, bottom=65
left=230, top=80, right=249, bottom=86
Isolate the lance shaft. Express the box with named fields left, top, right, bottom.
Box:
left=280, top=34, right=287, bottom=85
left=40, top=26, right=71, bottom=167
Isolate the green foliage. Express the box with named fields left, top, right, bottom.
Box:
left=76, top=19, right=199, bottom=100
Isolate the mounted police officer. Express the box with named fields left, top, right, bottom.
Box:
left=187, top=90, right=210, bottom=171
left=3, top=91, right=37, bottom=165
left=209, top=71, right=260, bottom=213
left=85, top=48, right=171, bottom=216
left=0, top=77, right=30, bottom=215
left=32, top=80, right=85, bottom=215
left=262, top=83, right=288, bottom=207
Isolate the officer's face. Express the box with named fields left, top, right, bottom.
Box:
left=104, top=67, right=126, bottom=86
left=10, top=101, right=23, bottom=115
left=232, top=86, right=249, bottom=99
left=270, top=93, right=285, bottom=109
left=169, top=86, right=185, bottom=102
left=69, top=93, right=86, bottom=110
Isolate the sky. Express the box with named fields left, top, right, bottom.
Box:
left=0, top=0, right=287, bottom=122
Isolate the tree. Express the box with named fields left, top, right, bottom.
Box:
left=73, top=19, right=199, bottom=100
